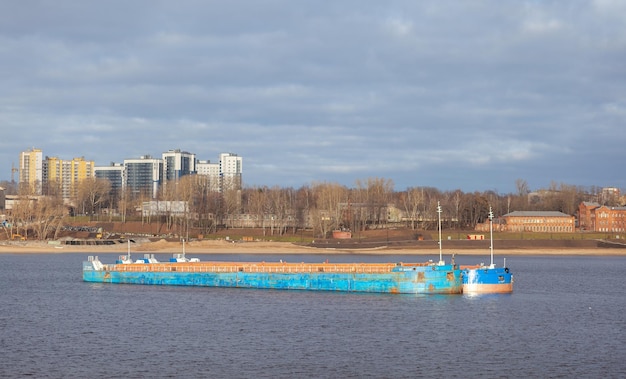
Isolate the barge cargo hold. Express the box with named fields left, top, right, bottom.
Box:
left=83, top=255, right=462, bottom=295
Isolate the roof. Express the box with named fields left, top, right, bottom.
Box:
left=503, top=211, right=572, bottom=217
left=597, top=205, right=626, bottom=211
left=581, top=201, right=600, bottom=207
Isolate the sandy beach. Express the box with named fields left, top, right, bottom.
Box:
left=1, top=239, right=626, bottom=256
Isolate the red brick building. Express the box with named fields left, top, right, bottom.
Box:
left=578, top=202, right=600, bottom=231
left=502, top=211, right=575, bottom=233
left=475, top=211, right=576, bottom=233
left=578, top=202, right=626, bottom=233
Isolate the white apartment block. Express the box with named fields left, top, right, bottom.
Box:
left=219, top=153, right=243, bottom=191
left=196, top=160, right=220, bottom=192
left=162, top=149, right=196, bottom=182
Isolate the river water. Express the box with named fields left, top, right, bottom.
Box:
left=0, top=252, right=624, bottom=378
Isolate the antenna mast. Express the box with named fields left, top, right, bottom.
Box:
left=489, top=206, right=494, bottom=267
left=437, top=201, right=443, bottom=265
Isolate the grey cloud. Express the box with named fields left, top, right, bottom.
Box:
left=1, top=1, right=625, bottom=192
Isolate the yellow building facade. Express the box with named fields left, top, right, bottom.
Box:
left=43, top=156, right=94, bottom=200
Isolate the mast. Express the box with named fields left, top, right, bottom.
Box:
left=437, top=201, right=443, bottom=265
left=127, top=239, right=131, bottom=261
left=489, top=206, right=494, bottom=268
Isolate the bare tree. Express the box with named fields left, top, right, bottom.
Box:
left=76, top=178, right=111, bottom=219
left=265, top=186, right=298, bottom=235
left=31, top=196, right=66, bottom=240
left=294, top=185, right=314, bottom=234
left=458, top=192, right=490, bottom=228
left=190, top=175, right=214, bottom=233
left=515, top=178, right=530, bottom=196
left=309, top=182, right=348, bottom=238
left=7, top=185, right=35, bottom=238
left=244, top=186, right=270, bottom=234
left=177, top=175, right=196, bottom=239
left=354, top=177, right=394, bottom=228
left=400, top=187, right=424, bottom=230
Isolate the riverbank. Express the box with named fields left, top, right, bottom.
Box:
left=1, top=239, right=626, bottom=255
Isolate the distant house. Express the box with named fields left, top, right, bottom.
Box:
left=141, top=201, right=189, bottom=217
left=474, top=217, right=506, bottom=232
left=578, top=202, right=626, bottom=233
left=502, top=211, right=575, bottom=233
left=474, top=211, right=575, bottom=233
left=578, top=201, right=600, bottom=231
left=593, top=205, right=626, bottom=233
left=3, top=194, right=41, bottom=211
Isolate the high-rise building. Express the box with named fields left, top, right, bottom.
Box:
left=219, top=153, right=243, bottom=191
left=19, top=148, right=43, bottom=194
left=196, top=160, right=219, bottom=176
left=43, top=156, right=95, bottom=199
left=195, top=153, right=243, bottom=192
left=94, top=163, right=125, bottom=202
left=196, top=160, right=220, bottom=192
left=162, top=149, right=196, bottom=187
left=69, top=157, right=95, bottom=199
left=43, top=156, right=63, bottom=196
left=124, top=156, right=162, bottom=199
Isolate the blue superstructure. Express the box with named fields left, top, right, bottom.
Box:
left=462, top=207, right=514, bottom=294
left=462, top=265, right=513, bottom=294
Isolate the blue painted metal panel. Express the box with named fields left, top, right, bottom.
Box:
left=462, top=266, right=513, bottom=294
left=83, top=261, right=463, bottom=294
left=463, top=267, right=512, bottom=285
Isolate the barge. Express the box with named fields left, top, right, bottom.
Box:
left=83, top=254, right=462, bottom=294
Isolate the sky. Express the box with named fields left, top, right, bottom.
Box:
left=1, top=0, right=625, bottom=194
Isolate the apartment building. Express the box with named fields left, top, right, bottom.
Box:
left=196, top=160, right=220, bottom=192
left=19, top=148, right=94, bottom=199
left=219, top=153, right=243, bottom=191
left=123, top=156, right=162, bottom=199
left=94, top=163, right=125, bottom=201
left=162, top=149, right=196, bottom=183
left=19, top=148, right=43, bottom=194
left=19, top=148, right=242, bottom=201
left=43, top=157, right=95, bottom=199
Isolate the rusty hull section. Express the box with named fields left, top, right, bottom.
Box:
left=84, top=260, right=462, bottom=295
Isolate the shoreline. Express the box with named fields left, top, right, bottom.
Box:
left=1, top=239, right=626, bottom=256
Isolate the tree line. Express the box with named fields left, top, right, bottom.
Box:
left=0, top=177, right=621, bottom=241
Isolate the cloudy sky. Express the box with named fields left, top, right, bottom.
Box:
left=1, top=1, right=625, bottom=193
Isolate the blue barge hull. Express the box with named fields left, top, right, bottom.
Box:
left=83, top=257, right=463, bottom=295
